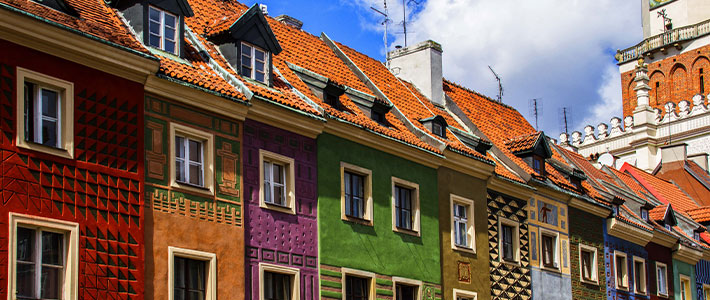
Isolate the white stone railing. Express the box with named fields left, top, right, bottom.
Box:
left=559, top=94, right=710, bottom=156
left=616, top=19, right=710, bottom=63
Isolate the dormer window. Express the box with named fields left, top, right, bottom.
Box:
left=432, top=122, right=444, bottom=137
left=241, top=42, right=268, bottom=83
left=612, top=204, right=619, bottom=216
left=148, top=6, right=178, bottom=54
left=532, top=155, right=544, bottom=175
left=420, top=116, right=447, bottom=139
left=694, top=232, right=701, bottom=241
left=665, top=224, right=672, bottom=231
left=641, top=208, right=649, bottom=221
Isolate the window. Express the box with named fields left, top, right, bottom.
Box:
left=16, top=67, right=74, bottom=158
left=393, top=278, right=421, bottom=300
left=259, top=263, right=300, bottom=300
left=175, top=135, right=204, bottom=187
left=371, top=110, right=385, bottom=125
left=614, top=251, right=628, bottom=290
left=170, top=123, right=214, bottom=194
left=452, top=289, right=477, bottom=300
left=655, top=82, right=660, bottom=104
left=259, top=150, right=296, bottom=214
left=665, top=224, right=672, bottom=231
left=432, top=122, right=444, bottom=137
left=532, top=155, right=544, bottom=175
left=451, top=195, right=475, bottom=252
left=703, top=284, right=710, bottom=300
left=640, top=209, right=649, bottom=221
left=340, top=163, right=372, bottom=224
left=680, top=275, right=691, bottom=300
left=579, top=244, right=598, bottom=284
left=9, top=213, right=79, bottom=300
left=694, top=231, right=701, bottom=241
left=633, top=256, right=646, bottom=295
left=148, top=6, right=178, bottom=54
left=498, top=218, right=520, bottom=263
left=168, top=247, right=216, bottom=300
left=656, top=262, right=668, bottom=297
left=541, top=231, right=558, bottom=269
left=342, top=269, right=374, bottom=300
left=701, top=68, right=705, bottom=95
left=241, top=42, right=268, bottom=83
left=392, top=178, right=420, bottom=235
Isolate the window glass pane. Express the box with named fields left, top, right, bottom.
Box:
left=256, top=61, right=265, bottom=73
left=396, top=284, right=416, bottom=300
left=241, top=55, right=252, bottom=68
left=255, top=49, right=265, bottom=61
left=581, top=250, right=592, bottom=280
left=189, top=164, right=202, bottom=186
left=175, top=136, right=185, bottom=158
left=24, top=82, right=35, bottom=142
left=241, top=44, right=252, bottom=55
left=164, top=13, right=176, bottom=29
left=273, top=164, right=283, bottom=184
left=41, top=89, right=58, bottom=119
left=255, top=71, right=265, bottom=83
left=149, top=7, right=161, bottom=22
left=164, top=24, right=175, bottom=40
left=174, top=257, right=186, bottom=288
left=274, top=185, right=284, bottom=206
left=16, top=262, right=35, bottom=298
left=42, top=119, right=58, bottom=147
left=17, top=227, right=35, bottom=262
left=149, top=34, right=162, bottom=48
left=616, top=256, right=625, bottom=286
left=41, top=231, right=63, bottom=266
left=164, top=40, right=176, bottom=54
left=176, top=160, right=185, bottom=183
left=188, top=140, right=202, bottom=163
left=40, top=266, right=62, bottom=299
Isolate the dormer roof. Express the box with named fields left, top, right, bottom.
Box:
left=149, top=0, right=194, bottom=17
left=223, top=4, right=282, bottom=55
left=505, top=131, right=551, bottom=158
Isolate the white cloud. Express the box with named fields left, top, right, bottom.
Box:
left=353, top=0, right=641, bottom=134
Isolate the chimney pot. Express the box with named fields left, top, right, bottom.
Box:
left=259, top=4, right=268, bottom=15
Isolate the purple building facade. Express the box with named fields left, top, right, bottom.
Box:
left=243, top=119, right=319, bottom=299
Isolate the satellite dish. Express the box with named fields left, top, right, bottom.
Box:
left=598, top=153, right=615, bottom=167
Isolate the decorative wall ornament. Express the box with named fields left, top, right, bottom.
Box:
left=458, top=261, right=472, bottom=283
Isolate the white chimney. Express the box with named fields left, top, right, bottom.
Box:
left=689, top=153, right=709, bottom=172
left=388, top=40, right=444, bottom=106
left=259, top=4, right=268, bottom=15
left=661, top=143, right=688, bottom=164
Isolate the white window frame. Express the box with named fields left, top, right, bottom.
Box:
left=259, top=263, right=300, bottom=300
left=259, top=150, right=296, bottom=214
left=539, top=229, right=560, bottom=270
left=702, top=284, right=710, bottom=300
left=632, top=256, right=647, bottom=295
left=498, top=217, right=520, bottom=264
left=450, top=194, right=475, bottom=253
left=656, top=262, right=669, bottom=297
left=240, top=41, right=268, bottom=84
left=148, top=6, right=178, bottom=54
left=340, top=162, right=373, bottom=225
left=679, top=274, right=691, bottom=300
left=452, top=288, right=478, bottom=300
left=168, top=247, right=217, bottom=300
left=578, top=244, right=598, bottom=284
left=391, top=177, right=420, bottom=236
left=341, top=268, right=375, bottom=300
left=392, top=277, right=421, bottom=300
left=15, top=67, right=74, bottom=159
left=169, top=123, right=214, bottom=195
left=8, top=213, right=79, bottom=300
left=614, top=251, right=629, bottom=290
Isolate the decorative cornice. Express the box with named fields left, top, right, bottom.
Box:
left=145, top=75, right=249, bottom=121
left=0, top=5, right=159, bottom=83
left=247, top=97, right=324, bottom=139
left=569, top=197, right=610, bottom=218
left=441, top=149, right=495, bottom=181
left=651, top=230, right=679, bottom=248
left=487, top=176, right=535, bottom=201
left=673, top=243, right=703, bottom=265
left=607, top=218, right=653, bottom=246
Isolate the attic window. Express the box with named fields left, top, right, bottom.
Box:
left=532, top=155, right=544, bottom=175
left=694, top=232, right=701, bottom=241
left=665, top=224, right=672, bottom=231
left=241, top=42, right=268, bottom=83
left=570, top=177, right=581, bottom=189
left=148, top=6, right=178, bottom=54
left=612, top=204, right=619, bottom=216
left=432, top=122, right=444, bottom=137
left=324, top=91, right=340, bottom=109
left=640, top=208, right=649, bottom=221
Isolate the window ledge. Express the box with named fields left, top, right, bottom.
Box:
left=500, top=260, right=521, bottom=267
left=452, top=245, right=476, bottom=255
left=342, top=215, right=373, bottom=227
left=17, top=140, right=73, bottom=159
left=171, top=182, right=214, bottom=197
left=261, top=201, right=296, bottom=215
left=393, top=226, right=420, bottom=237
left=541, top=265, right=561, bottom=273
left=657, top=293, right=669, bottom=298
left=580, top=279, right=599, bottom=286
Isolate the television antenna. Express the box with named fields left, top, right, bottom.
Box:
left=488, top=66, right=503, bottom=102
left=370, top=1, right=392, bottom=68
left=398, top=0, right=421, bottom=47
left=529, top=98, right=543, bottom=130
left=559, top=107, right=571, bottom=133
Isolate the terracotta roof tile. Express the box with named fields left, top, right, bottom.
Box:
left=505, top=132, right=542, bottom=154
left=687, top=206, right=710, bottom=223
left=619, top=205, right=653, bottom=231
left=1, top=0, right=150, bottom=54
left=649, top=204, right=668, bottom=221
left=621, top=163, right=700, bottom=212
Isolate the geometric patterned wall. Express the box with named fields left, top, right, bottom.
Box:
left=569, top=207, right=606, bottom=300
left=144, top=96, right=242, bottom=226
left=0, top=55, right=144, bottom=300
left=488, top=192, right=532, bottom=300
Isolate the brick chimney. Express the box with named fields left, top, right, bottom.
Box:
left=388, top=40, right=444, bottom=106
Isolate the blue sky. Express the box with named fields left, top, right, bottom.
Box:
left=245, top=0, right=643, bottom=137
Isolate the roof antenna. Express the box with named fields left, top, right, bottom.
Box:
left=559, top=107, right=571, bottom=133
left=529, top=98, right=543, bottom=130
left=488, top=66, right=503, bottom=103
left=371, top=1, right=392, bottom=68
left=399, top=0, right=420, bottom=47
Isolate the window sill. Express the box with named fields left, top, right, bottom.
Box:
left=541, top=265, right=561, bottom=273
left=393, top=226, right=420, bottom=237
left=499, top=259, right=521, bottom=267
left=260, top=201, right=296, bottom=215
left=580, top=279, right=599, bottom=286
left=342, top=215, right=373, bottom=227
left=452, top=244, right=476, bottom=255
left=171, top=181, right=214, bottom=197
left=17, top=140, right=73, bottom=159
left=657, top=293, right=669, bottom=299
left=634, top=291, right=648, bottom=297
left=616, top=286, right=629, bottom=292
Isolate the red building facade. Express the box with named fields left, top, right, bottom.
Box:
left=0, top=38, right=146, bottom=299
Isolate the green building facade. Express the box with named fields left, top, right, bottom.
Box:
left=317, top=133, right=442, bottom=299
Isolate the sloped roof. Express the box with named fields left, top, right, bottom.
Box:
left=1, top=0, right=150, bottom=55
left=505, top=132, right=543, bottom=154
left=649, top=204, right=669, bottom=221
left=687, top=206, right=710, bottom=223
left=621, top=163, right=701, bottom=212
left=655, top=160, right=710, bottom=206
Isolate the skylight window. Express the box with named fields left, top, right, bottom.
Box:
left=148, top=6, right=177, bottom=54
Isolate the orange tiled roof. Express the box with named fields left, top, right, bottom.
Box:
left=619, top=205, right=653, bottom=231
left=606, top=167, right=656, bottom=204
left=687, top=206, right=710, bottom=223
left=621, top=163, right=700, bottom=212
left=505, top=132, right=542, bottom=154
left=649, top=204, right=669, bottom=221
left=1, top=0, right=150, bottom=55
